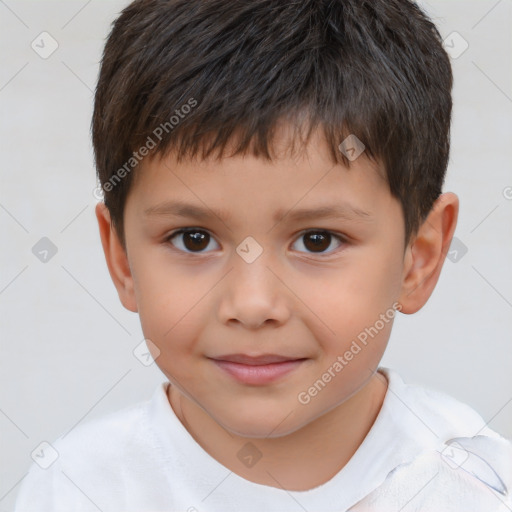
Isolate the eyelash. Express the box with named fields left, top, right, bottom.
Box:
left=164, top=228, right=348, bottom=257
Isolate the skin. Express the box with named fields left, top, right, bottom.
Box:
left=96, top=125, right=458, bottom=491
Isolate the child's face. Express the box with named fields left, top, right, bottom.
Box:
left=121, top=127, right=408, bottom=437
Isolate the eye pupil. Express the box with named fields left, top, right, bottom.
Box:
left=304, top=231, right=330, bottom=252
left=184, top=231, right=209, bottom=251
left=171, top=229, right=341, bottom=255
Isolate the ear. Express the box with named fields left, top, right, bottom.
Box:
left=95, top=202, right=138, bottom=312
left=398, top=192, right=459, bottom=314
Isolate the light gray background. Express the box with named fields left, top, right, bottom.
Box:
left=1, top=0, right=511, bottom=509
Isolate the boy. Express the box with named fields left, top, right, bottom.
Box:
left=15, top=0, right=512, bottom=510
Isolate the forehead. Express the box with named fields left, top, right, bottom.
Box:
left=126, top=125, right=392, bottom=225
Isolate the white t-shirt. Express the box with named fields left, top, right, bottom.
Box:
left=14, top=368, right=512, bottom=511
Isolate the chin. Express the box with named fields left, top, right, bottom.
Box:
left=212, top=404, right=307, bottom=439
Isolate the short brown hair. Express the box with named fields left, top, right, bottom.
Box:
left=92, top=0, right=453, bottom=248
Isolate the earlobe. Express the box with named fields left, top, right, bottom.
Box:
left=95, top=202, right=138, bottom=313
left=398, top=192, right=459, bottom=314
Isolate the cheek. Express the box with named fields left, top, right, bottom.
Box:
left=131, top=253, right=210, bottom=357
left=294, top=247, right=402, bottom=390
left=301, top=249, right=402, bottom=338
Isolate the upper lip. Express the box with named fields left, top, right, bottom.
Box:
left=210, top=354, right=306, bottom=365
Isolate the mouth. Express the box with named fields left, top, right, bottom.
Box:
left=209, top=354, right=308, bottom=385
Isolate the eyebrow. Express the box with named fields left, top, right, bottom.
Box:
left=143, top=200, right=372, bottom=223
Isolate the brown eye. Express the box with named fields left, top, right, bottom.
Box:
left=292, top=230, right=344, bottom=255
left=168, top=229, right=219, bottom=253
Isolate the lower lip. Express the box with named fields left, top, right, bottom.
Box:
left=211, top=359, right=306, bottom=385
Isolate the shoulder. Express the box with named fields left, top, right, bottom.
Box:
left=381, top=367, right=501, bottom=440
left=54, top=395, right=154, bottom=465
left=356, top=369, right=512, bottom=511
left=350, top=436, right=512, bottom=511
left=14, top=388, right=163, bottom=511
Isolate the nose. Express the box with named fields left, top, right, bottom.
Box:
left=217, top=248, right=291, bottom=329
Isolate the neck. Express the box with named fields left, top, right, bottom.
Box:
left=167, top=371, right=388, bottom=491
